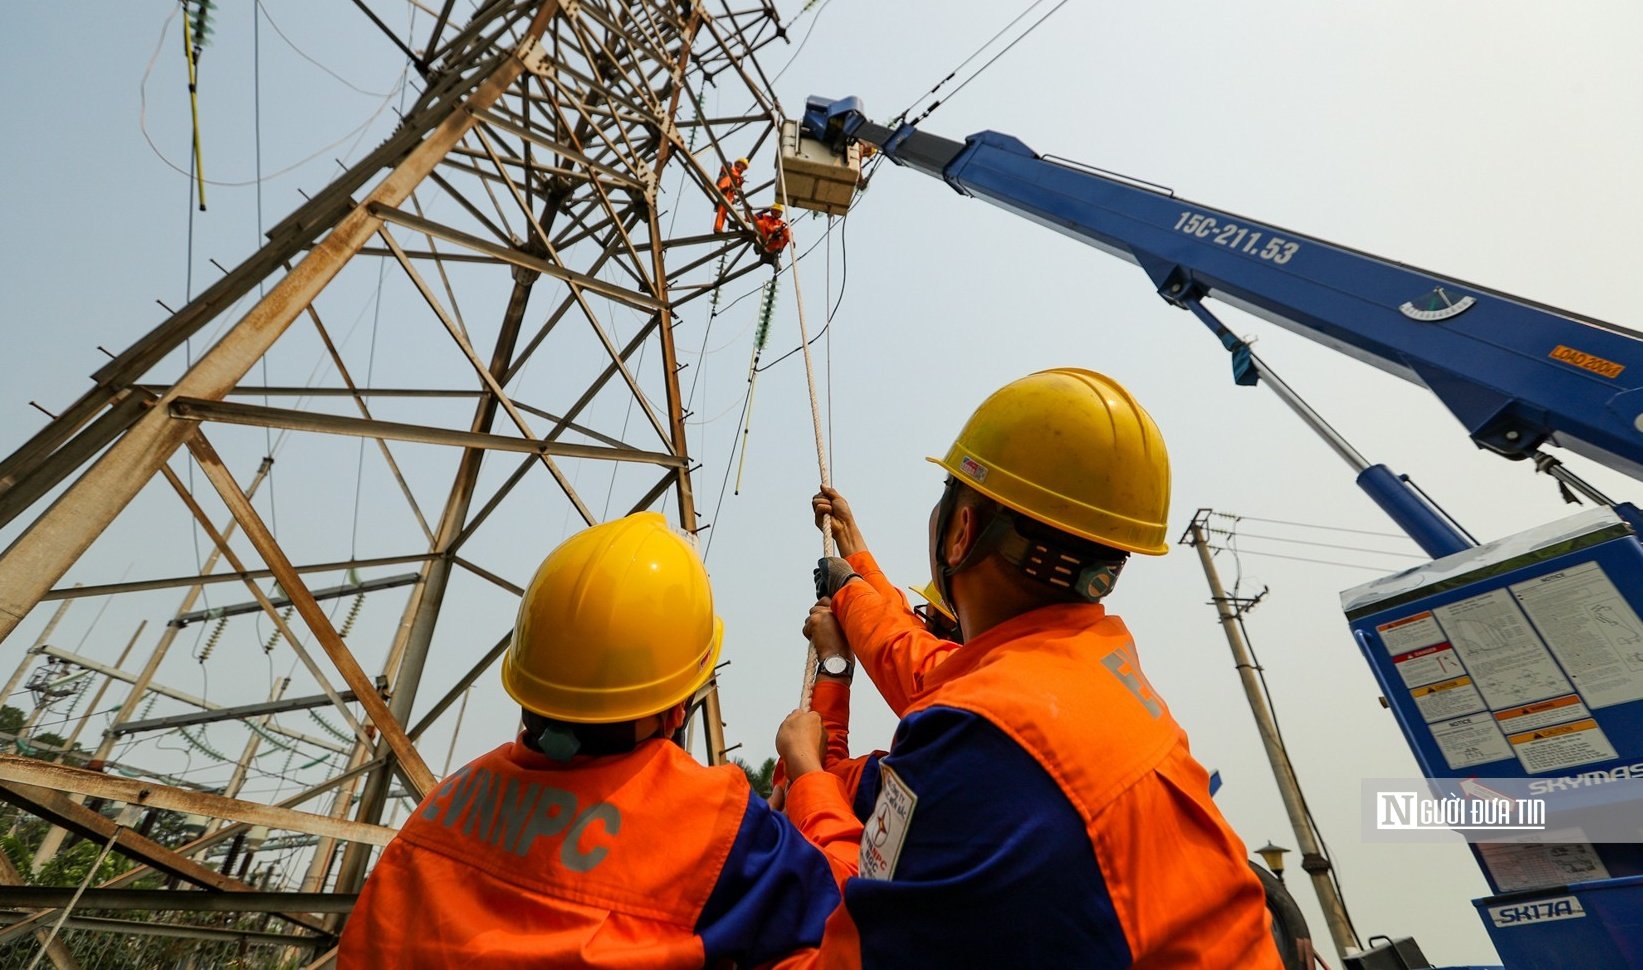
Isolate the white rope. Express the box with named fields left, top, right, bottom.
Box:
left=774, top=144, right=836, bottom=713
left=27, top=807, right=138, bottom=969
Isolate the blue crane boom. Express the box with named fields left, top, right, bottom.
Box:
left=801, top=97, right=1643, bottom=486
left=798, top=98, right=1643, bottom=970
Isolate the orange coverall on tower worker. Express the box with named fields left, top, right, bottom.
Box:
left=340, top=513, right=839, bottom=969
left=754, top=203, right=791, bottom=258
left=773, top=369, right=1285, bottom=969
left=715, top=157, right=749, bottom=233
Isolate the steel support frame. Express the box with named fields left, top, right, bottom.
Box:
left=0, top=0, right=783, bottom=927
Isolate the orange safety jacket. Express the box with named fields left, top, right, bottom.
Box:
left=753, top=212, right=791, bottom=252
left=771, top=552, right=955, bottom=811
left=342, top=737, right=838, bottom=968
left=839, top=551, right=959, bottom=715
left=715, top=168, right=745, bottom=232
left=779, top=589, right=1283, bottom=969
left=717, top=169, right=744, bottom=201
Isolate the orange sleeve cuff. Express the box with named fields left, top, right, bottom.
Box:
left=812, top=677, right=851, bottom=716
left=787, top=771, right=857, bottom=836
left=785, top=770, right=863, bottom=889
left=844, top=549, right=882, bottom=578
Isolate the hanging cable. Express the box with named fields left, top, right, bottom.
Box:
left=733, top=280, right=780, bottom=495
left=252, top=0, right=279, bottom=543
left=256, top=0, right=393, bottom=97
left=898, top=0, right=1050, bottom=119
left=1206, top=529, right=1424, bottom=559
left=1208, top=545, right=1392, bottom=574
left=769, top=0, right=834, bottom=84
left=908, top=0, right=1072, bottom=127
left=1212, top=511, right=1411, bottom=540
left=139, top=5, right=408, bottom=189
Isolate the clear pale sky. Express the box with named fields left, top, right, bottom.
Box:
left=5, top=2, right=1643, bottom=963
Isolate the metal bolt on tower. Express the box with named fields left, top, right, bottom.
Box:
left=0, top=0, right=787, bottom=955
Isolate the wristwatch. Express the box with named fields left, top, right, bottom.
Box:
left=818, top=654, right=854, bottom=679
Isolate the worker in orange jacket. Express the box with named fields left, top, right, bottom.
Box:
left=773, top=369, right=1285, bottom=969
left=340, top=513, right=839, bottom=969
left=772, top=573, right=958, bottom=830
left=753, top=203, right=791, bottom=260
left=792, top=581, right=957, bottom=888
left=715, top=157, right=749, bottom=233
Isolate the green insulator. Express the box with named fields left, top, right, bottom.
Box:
left=755, top=278, right=778, bottom=350
left=308, top=709, right=353, bottom=742
left=263, top=606, right=294, bottom=654
left=180, top=726, right=231, bottom=763
left=199, top=616, right=227, bottom=664
left=339, top=592, right=365, bottom=638
left=190, top=0, right=214, bottom=47
left=709, top=253, right=730, bottom=314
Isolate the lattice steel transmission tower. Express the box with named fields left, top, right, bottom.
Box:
left=0, top=0, right=787, bottom=957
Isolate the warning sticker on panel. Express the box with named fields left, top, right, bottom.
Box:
left=859, top=764, right=917, bottom=881
left=1434, top=589, right=1573, bottom=708
left=1393, top=644, right=1467, bottom=689
left=1411, top=675, right=1487, bottom=722
left=1430, top=712, right=1514, bottom=769
left=1509, top=561, right=1643, bottom=709
left=1478, top=837, right=1610, bottom=893
left=1507, top=718, right=1619, bottom=774
left=1377, top=611, right=1447, bottom=655
left=1493, top=695, right=1591, bottom=736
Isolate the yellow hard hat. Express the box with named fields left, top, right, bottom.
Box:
left=735, top=157, right=750, bottom=168
left=929, top=368, right=1170, bottom=555
left=502, top=512, right=723, bottom=723
left=769, top=202, right=785, bottom=214
left=909, top=582, right=956, bottom=623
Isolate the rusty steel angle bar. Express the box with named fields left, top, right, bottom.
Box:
left=169, top=398, right=683, bottom=465
left=0, top=3, right=562, bottom=643
left=0, top=758, right=396, bottom=847
left=157, top=461, right=374, bottom=753
left=0, top=781, right=327, bottom=933
left=41, top=553, right=434, bottom=602
left=374, top=225, right=597, bottom=524
left=181, top=433, right=438, bottom=798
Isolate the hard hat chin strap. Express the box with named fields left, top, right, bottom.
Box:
left=933, top=479, right=1127, bottom=632
left=931, top=478, right=970, bottom=641
left=933, top=479, right=1015, bottom=641
left=991, top=527, right=1127, bottom=602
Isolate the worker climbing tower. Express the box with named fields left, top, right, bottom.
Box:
left=0, top=0, right=786, bottom=961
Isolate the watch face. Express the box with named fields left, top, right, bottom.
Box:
left=821, top=655, right=849, bottom=676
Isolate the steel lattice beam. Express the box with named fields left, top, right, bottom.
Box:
left=0, top=0, right=785, bottom=927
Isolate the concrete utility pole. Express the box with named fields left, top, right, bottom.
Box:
left=1185, top=512, right=1361, bottom=961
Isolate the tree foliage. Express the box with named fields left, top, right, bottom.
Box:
left=733, top=756, right=777, bottom=797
